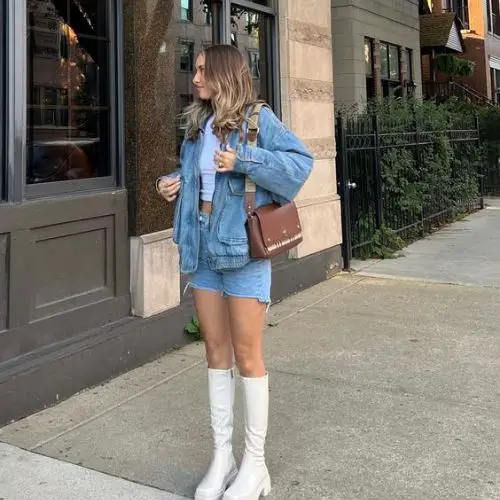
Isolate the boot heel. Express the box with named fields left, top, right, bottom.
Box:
left=261, top=474, right=272, bottom=497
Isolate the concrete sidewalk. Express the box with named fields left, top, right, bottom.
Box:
left=352, top=198, right=500, bottom=288
left=1, top=206, right=500, bottom=500
left=0, top=443, right=188, bottom=500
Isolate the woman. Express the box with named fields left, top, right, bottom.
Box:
left=157, top=45, right=313, bottom=500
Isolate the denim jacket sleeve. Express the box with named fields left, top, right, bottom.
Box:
left=233, top=107, right=314, bottom=203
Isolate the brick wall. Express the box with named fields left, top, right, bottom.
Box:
left=457, top=36, right=489, bottom=97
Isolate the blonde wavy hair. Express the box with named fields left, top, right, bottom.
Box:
left=182, top=44, right=258, bottom=142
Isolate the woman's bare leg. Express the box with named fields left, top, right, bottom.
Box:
left=193, top=289, right=237, bottom=500
left=227, top=297, right=266, bottom=377
left=193, top=289, right=233, bottom=368
left=223, top=297, right=271, bottom=500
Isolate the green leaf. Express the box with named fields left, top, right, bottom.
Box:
left=185, top=322, right=200, bottom=334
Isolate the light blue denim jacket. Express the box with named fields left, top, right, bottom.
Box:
left=172, top=106, right=313, bottom=274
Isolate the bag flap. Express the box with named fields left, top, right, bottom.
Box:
left=253, top=203, right=301, bottom=246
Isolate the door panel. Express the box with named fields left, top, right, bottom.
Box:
left=33, top=217, right=114, bottom=320
left=0, top=189, right=130, bottom=363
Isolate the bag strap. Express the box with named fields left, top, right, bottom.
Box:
left=244, top=102, right=267, bottom=215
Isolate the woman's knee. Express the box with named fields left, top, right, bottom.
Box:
left=204, top=337, right=232, bottom=361
left=233, top=344, right=265, bottom=377
left=195, top=328, right=231, bottom=368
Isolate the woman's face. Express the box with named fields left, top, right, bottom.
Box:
left=193, top=53, right=213, bottom=101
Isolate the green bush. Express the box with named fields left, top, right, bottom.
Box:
left=435, top=54, right=475, bottom=78
left=340, top=98, right=485, bottom=259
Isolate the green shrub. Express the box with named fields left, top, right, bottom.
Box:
left=340, top=97, right=486, bottom=259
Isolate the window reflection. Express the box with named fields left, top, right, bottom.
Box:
left=26, top=0, right=110, bottom=184
left=180, top=0, right=193, bottom=22
left=173, top=1, right=213, bottom=163
left=179, top=41, right=195, bottom=72
left=230, top=6, right=269, bottom=103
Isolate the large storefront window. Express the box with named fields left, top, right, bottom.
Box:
left=26, top=0, right=112, bottom=186
left=4, top=0, right=278, bottom=200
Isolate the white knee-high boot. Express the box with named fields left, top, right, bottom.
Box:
left=195, top=368, right=238, bottom=500
left=223, top=373, right=271, bottom=500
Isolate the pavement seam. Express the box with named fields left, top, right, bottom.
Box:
left=0, top=443, right=191, bottom=499
left=267, top=276, right=367, bottom=327
left=354, top=271, right=500, bottom=290
left=28, top=359, right=204, bottom=452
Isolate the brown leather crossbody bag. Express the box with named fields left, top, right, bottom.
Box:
left=243, top=103, right=303, bottom=259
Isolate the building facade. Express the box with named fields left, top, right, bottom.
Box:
left=331, top=0, right=423, bottom=111
left=483, top=0, right=500, bottom=101
left=424, top=0, right=500, bottom=103
left=0, top=0, right=341, bottom=425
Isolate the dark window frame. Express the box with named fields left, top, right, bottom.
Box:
left=407, top=48, right=413, bottom=80
left=491, top=0, right=500, bottom=36
left=404, top=48, right=415, bottom=97
left=492, top=67, right=500, bottom=103
left=364, top=37, right=373, bottom=76
left=380, top=41, right=400, bottom=83
left=179, top=39, right=195, bottom=72
left=180, top=0, right=193, bottom=22
left=6, top=0, right=26, bottom=202
left=405, top=48, right=414, bottom=83
left=0, top=0, right=5, bottom=201
left=487, top=0, right=492, bottom=33
left=364, top=37, right=375, bottom=100
left=445, top=0, right=469, bottom=29
left=8, top=0, right=123, bottom=201
left=380, top=41, right=402, bottom=99
left=225, top=0, right=279, bottom=115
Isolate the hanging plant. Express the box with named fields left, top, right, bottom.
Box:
left=455, top=59, right=475, bottom=77
left=436, top=54, right=475, bottom=78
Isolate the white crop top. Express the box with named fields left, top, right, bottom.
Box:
left=200, top=115, right=219, bottom=202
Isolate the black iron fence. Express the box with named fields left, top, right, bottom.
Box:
left=336, top=113, right=483, bottom=267
left=483, top=159, right=500, bottom=196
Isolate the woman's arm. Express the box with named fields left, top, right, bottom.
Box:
left=233, top=107, right=314, bottom=203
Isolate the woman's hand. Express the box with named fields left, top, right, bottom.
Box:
left=157, top=176, right=181, bottom=202
left=214, top=145, right=237, bottom=173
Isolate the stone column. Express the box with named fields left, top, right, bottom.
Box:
left=278, top=0, right=342, bottom=260
left=124, top=0, right=181, bottom=317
